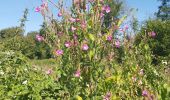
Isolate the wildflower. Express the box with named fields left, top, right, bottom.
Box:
left=57, top=31, right=63, bottom=36
left=69, top=17, right=76, bottom=23
left=76, top=18, right=80, bottom=22
left=58, top=11, right=62, bottom=17
left=22, top=80, right=28, bottom=85
left=139, top=69, right=144, bottom=75
left=107, top=35, right=112, bottom=41
left=103, top=92, right=111, bottom=100
left=148, top=31, right=156, bottom=38
left=74, top=69, right=80, bottom=77
left=82, top=44, right=89, bottom=51
left=115, top=40, right=120, bottom=48
left=105, top=6, right=111, bottom=13
left=36, top=34, right=44, bottom=42
left=151, top=31, right=156, bottom=37
left=65, top=41, right=72, bottom=48
left=100, top=12, right=105, bottom=18
left=56, top=50, right=63, bottom=56
left=81, top=21, right=87, bottom=29
left=71, top=26, right=77, bottom=32
left=35, top=6, right=41, bottom=12
left=142, top=90, right=148, bottom=97
left=46, top=69, right=53, bottom=75
left=125, top=25, right=129, bottom=30
left=73, top=33, right=78, bottom=40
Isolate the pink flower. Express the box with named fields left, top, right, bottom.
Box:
left=148, top=31, right=156, bottom=38
left=65, top=41, right=72, bottom=48
left=58, top=11, right=62, bottom=17
left=107, top=35, right=112, bottom=41
left=69, top=17, right=76, bottom=23
left=115, top=40, right=120, bottom=48
left=35, top=6, right=41, bottom=12
left=105, top=6, right=111, bottom=13
left=102, top=5, right=111, bottom=13
left=100, top=12, right=105, bottom=18
left=103, top=92, right=111, bottom=100
left=81, top=21, right=87, bottom=29
left=151, top=31, right=156, bottom=38
left=57, top=31, right=63, bottom=36
left=46, top=69, right=52, bottom=75
left=73, top=33, right=78, bottom=40
left=36, top=34, right=44, bottom=42
left=82, top=44, right=89, bottom=51
left=71, top=26, right=77, bottom=32
left=56, top=50, right=63, bottom=56
left=142, top=90, right=148, bottom=97
left=74, top=69, right=80, bottom=77
left=76, top=18, right=80, bottom=22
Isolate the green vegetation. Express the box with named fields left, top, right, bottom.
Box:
left=0, top=0, right=169, bottom=99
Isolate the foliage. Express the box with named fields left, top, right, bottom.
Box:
left=0, top=0, right=169, bottom=99
left=156, top=0, right=170, bottom=20
left=135, top=20, right=170, bottom=64
left=25, top=0, right=168, bottom=99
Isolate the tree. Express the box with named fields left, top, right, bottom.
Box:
left=135, top=20, right=170, bottom=64
left=0, top=27, right=23, bottom=39
left=156, top=0, right=170, bottom=20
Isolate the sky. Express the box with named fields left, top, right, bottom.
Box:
left=0, top=0, right=161, bottom=34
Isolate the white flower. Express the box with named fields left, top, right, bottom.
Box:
left=22, top=80, right=28, bottom=85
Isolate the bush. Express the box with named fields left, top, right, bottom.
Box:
left=135, top=20, right=170, bottom=64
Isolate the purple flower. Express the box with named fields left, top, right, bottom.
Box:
left=151, top=31, right=156, bottom=38
left=74, top=69, right=80, bottom=77
left=35, top=6, right=41, bottom=12
left=148, top=31, right=156, bottom=38
left=36, top=34, right=44, bottom=42
left=58, top=11, right=62, bottom=17
left=115, top=40, right=120, bottom=48
left=107, top=35, right=112, bottom=41
left=65, top=41, right=72, bottom=48
left=82, top=44, right=89, bottom=51
left=103, top=92, right=111, bottom=100
left=56, top=50, right=63, bottom=56
left=105, top=6, right=111, bottom=13
left=142, top=90, right=148, bottom=97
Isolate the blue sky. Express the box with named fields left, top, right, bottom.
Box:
left=0, top=0, right=161, bottom=33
